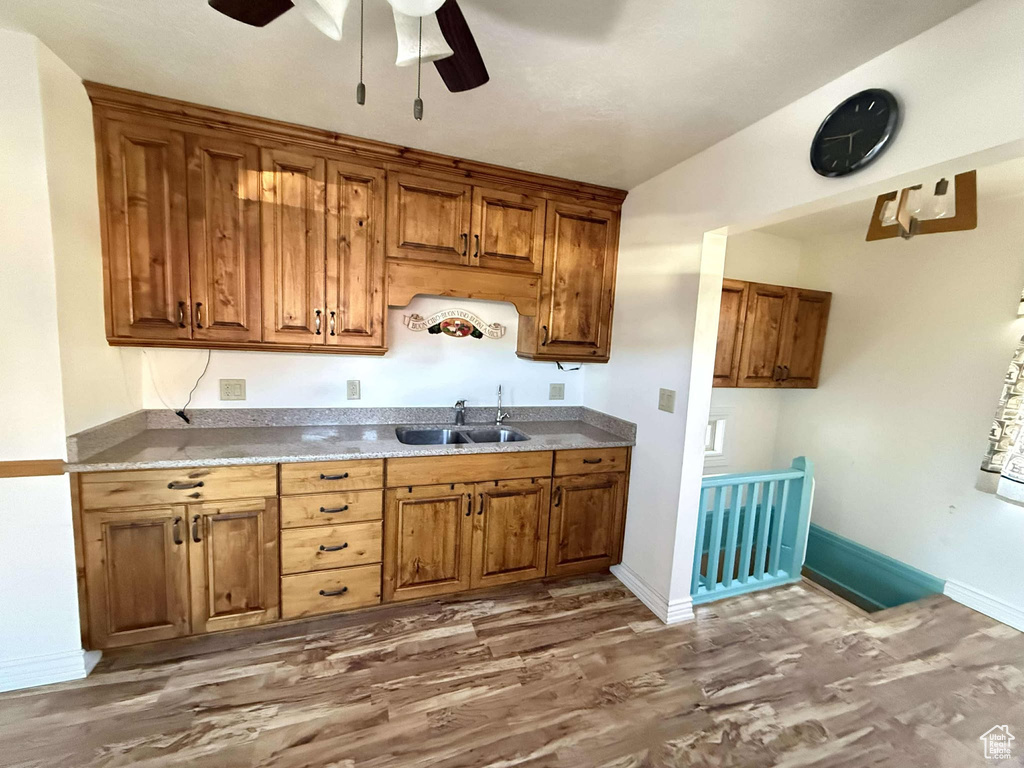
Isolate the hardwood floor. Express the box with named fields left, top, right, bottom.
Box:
left=1, top=574, right=1022, bottom=767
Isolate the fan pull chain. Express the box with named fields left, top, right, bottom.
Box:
left=356, top=0, right=366, bottom=105
left=413, top=16, right=423, bottom=120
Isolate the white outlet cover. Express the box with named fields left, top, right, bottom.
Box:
left=347, top=380, right=361, bottom=400
left=219, top=378, right=246, bottom=401
left=658, top=387, right=676, bottom=413
left=549, top=383, right=565, bottom=401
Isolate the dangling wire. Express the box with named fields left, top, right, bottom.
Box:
left=413, top=16, right=423, bottom=120
left=356, top=0, right=366, bottom=105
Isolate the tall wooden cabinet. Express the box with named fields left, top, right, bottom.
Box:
left=89, top=84, right=625, bottom=362
left=714, top=279, right=831, bottom=389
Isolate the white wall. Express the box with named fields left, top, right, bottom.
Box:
left=0, top=31, right=89, bottom=691
left=141, top=296, right=582, bottom=412
left=37, top=44, right=143, bottom=436
left=589, top=0, right=1024, bottom=618
left=706, top=231, right=803, bottom=475
left=773, top=192, right=1024, bottom=612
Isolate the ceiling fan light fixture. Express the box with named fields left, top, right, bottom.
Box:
left=393, top=9, right=452, bottom=67
left=294, top=0, right=350, bottom=40
left=385, top=0, right=445, bottom=18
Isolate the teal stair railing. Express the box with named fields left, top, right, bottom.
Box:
left=692, top=457, right=814, bottom=605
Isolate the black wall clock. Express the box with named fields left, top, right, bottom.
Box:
left=810, top=88, right=899, bottom=177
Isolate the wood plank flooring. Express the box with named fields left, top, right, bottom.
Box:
left=1, top=575, right=1022, bottom=767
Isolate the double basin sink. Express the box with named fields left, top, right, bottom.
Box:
left=395, top=426, right=530, bottom=445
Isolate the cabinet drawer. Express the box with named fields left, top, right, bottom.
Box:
left=554, top=447, right=629, bottom=476
left=80, top=465, right=277, bottom=509
left=280, top=460, right=383, bottom=495
left=386, top=451, right=552, bottom=487
left=280, top=490, right=383, bottom=528
left=281, top=522, right=383, bottom=575
left=281, top=564, right=382, bottom=619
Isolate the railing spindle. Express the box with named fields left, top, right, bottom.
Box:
left=754, top=480, right=776, bottom=579
left=769, top=477, right=791, bottom=575
left=706, top=485, right=728, bottom=592
left=721, top=483, right=743, bottom=588
left=738, top=482, right=759, bottom=584
left=691, top=486, right=710, bottom=591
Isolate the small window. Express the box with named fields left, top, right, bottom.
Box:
left=704, top=410, right=729, bottom=468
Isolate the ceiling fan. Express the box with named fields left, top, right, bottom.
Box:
left=209, top=0, right=488, bottom=117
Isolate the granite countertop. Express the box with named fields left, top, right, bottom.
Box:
left=65, top=407, right=636, bottom=472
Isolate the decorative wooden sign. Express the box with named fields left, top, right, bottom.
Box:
left=403, top=309, right=506, bottom=339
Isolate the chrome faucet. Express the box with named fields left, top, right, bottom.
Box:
left=495, top=385, right=510, bottom=426
left=453, top=399, right=466, bottom=426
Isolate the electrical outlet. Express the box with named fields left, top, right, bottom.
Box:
left=346, top=380, right=361, bottom=400
left=549, top=383, right=565, bottom=401
left=219, top=379, right=246, bottom=401
left=658, top=388, right=676, bottom=413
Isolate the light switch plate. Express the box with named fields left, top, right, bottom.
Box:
left=219, top=379, right=246, bottom=401
left=346, top=380, right=361, bottom=400
left=549, top=383, right=565, bottom=401
left=658, top=388, right=676, bottom=413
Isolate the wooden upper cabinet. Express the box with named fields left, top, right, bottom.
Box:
left=325, top=160, right=386, bottom=349
left=726, top=280, right=832, bottom=389
left=737, top=282, right=790, bottom=387
left=383, top=483, right=474, bottom=602
left=186, top=135, right=261, bottom=342
left=102, top=120, right=191, bottom=340
left=260, top=148, right=327, bottom=344
left=519, top=201, right=620, bottom=362
left=387, top=172, right=471, bottom=265
left=778, top=288, right=831, bottom=388
left=547, top=472, right=625, bottom=577
left=84, top=506, right=191, bottom=649
left=471, top=478, right=550, bottom=589
left=714, top=279, right=749, bottom=387
left=470, top=187, right=546, bottom=274
left=188, top=498, right=280, bottom=634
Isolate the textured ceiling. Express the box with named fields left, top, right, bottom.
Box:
left=0, top=0, right=980, bottom=189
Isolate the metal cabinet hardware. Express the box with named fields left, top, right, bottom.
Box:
left=177, top=301, right=186, bottom=328
left=553, top=486, right=563, bottom=507
left=314, top=309, right=322, bottom=335
left=195, top=302, right=203, bottom=329
left=319, top=543, right=349, bottom=552
left=329, top=310, right=336, bottom=336
left=466, top=493, right=473, bottom=516
left=167, top=480, right=204, bottom=490
left=319, top=587, right=348, bottom=597
left=319, top=472, right=349, bottom=480
left=191, top=515, right=202, bottom=543
left=541, top=325, right=549, bottom=346
left=477, top=493, right=484, bottom=515
left=319, top=505, right=350, bottom=514
left=172, top=517, right=183, bottom=546
left=473, top=234, right=480, bottom=259
left=582, top=458, right=603, bottom=465
left=461, top=233, right=468, bottom=256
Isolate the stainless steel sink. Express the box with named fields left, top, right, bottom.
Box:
left=395, top=427, right=471, bottom=445
left=394, top=426, right=530, bottom=445
left=466, top=428, right=529, bottom=443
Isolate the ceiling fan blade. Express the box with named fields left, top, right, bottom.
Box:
left=433, top=0, right=489, bottom=92
left=208, top=0, right=294, bottom=27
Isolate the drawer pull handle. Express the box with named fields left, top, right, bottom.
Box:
left=466, top=493, right=473, bottom=516
left=320, top=505, right=350, bottom=514
left=319, top=543, right=349, bottom=552
left=172, top=517, right=183, bottom=546
left=319, top=587, right=349, bottom=597
left=191, top=514, right=202, bottom=543
left=553, top=486, right=563, bottom=507
left=582, top=458, right=603, bottom=465
left=320, top=472, right=350, bottom=481
left=477, top=492, right=484, bottom=515
left=168, top=480, right=205, bottom=490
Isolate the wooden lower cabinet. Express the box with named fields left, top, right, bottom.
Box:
left=471, top=478, right=551, bottom=589
left=281, top=564, right=382, bottom=620
left=547, top=473, right=626, bottom=577
left=383, top=483, right=474, bottom=602
left=188, top=498, right=279, bottom=634
left=83, top=506, right=191, bottom=649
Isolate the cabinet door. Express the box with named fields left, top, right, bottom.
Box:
left=778, top=288, right=831, bottom=388
left=386, top=172, right=471, bottom=265
left=737, top=282, right=789, bottom=387
left=260, top=148, right=326, bottom=344
left=471, top=478, right=550, bottom=589
left=714, top=279, right=749, bottom=387
left=383, top=483, right=473, bottom=602
left=547, top=473, right=625, bottom=577
left=186, top=134, right=261, bottom=342
left=325, top=160, right=386, bottom=349
left=532, top=201, right=620, bottom=361
left=101, top=120, right=191, bottom=340
left=470, top=187, right=546, bottom=274
left=84, top=506, right=190, bottom=649
left=188, top=498, right=279, bottom=634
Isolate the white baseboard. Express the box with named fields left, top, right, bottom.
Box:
left=944, top=580, right=1024, bottom=632
left=0, top=648, right=101, bottom=694
left=611, top=563, right=694, bottom=625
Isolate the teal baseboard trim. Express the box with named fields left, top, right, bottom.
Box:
left=804, top=524, right=945, bottom=610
